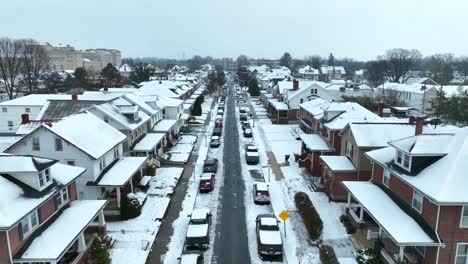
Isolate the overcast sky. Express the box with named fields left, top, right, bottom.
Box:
left=2, top=0, right=468, bottom=60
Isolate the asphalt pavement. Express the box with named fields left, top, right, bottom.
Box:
left=212, top=77, right=251, bottom=263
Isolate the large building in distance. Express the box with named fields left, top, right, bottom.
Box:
left=42, top=43, right=121, bottom=73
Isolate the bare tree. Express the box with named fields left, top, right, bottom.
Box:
left=0, top=37, right=23, bottom=99
left=378, top=48, right=422, bottom=83
left=19, top=39, right=49, bottom=94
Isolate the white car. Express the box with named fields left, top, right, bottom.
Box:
left=253, top=182, right=270, bottom=204
left=178, top=250, right=204, bottom=264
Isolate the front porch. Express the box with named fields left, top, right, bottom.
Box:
left=342, top=181, right=443, bottom=264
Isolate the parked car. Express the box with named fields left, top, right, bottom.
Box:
left=199, top=173, right=215, bottom=192
left=243, top=128, right=252, bottom=137
left=240, top=113, right=248, bottom=121
left=218, top=105, right=224, bottom=111
left=253, top=182, right=270, bottom=204
left=215, top=120, right=223, bottom=128
left=178, top=250, right=204, bottom=264
left=212, top=127, right=222, bottom=136
left=217, top=110, right=224, bottom=116
left=241, top=121, right=251, bottom=131
left=256, top=214, right=283, bottom=261
left=210, top=137, right=221, bottom=148
left=245, top=144, right=259, bottom=164
left=239, top=107, right=247, bottom=114
left=216, top=114, right=223, bottom=120
left=203, top=158, right=218, bottom=173
left=185, top=209, right=212, bottom=249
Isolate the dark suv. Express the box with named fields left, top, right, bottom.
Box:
left=203, top=158, right=218, bottom=173
left=256, top=214, right=283, bottom=261
left=185, top=208, right=212, bottom=249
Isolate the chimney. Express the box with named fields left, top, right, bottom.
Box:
left=415, top=116, right=425, bottom=135
left=377, top=102, right=384, bottom=117
left=72, top=94, right=78, bottom=101
left=21, top=114, right=30, bottom=124
left=293, top=79, right=299, bottom=90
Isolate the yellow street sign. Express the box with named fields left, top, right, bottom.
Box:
left=279, top=210, right=289, bottom=221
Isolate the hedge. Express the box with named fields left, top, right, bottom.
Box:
left=340, top=214, right=357, bottom=234
left=319, top=244, right=339, bottom=264
left=294, top=192, right=323, bottom=240
left=120, top=194, right=142, bottom=220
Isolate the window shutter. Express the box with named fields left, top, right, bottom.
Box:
left=18, top=222, right=23, bottom=240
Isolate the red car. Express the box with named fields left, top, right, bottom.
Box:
left=199, top=173, right=215, bottom=193
left=215, top=120, right=223, bottom=128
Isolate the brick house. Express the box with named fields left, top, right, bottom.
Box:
left=0, top=155, right=107, bottom=264
left=342, top=127, right=468, bottom=264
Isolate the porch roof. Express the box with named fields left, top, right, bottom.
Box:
left=17, top=200, right=106, bottom=262
left=321, top=156, right=356, bottom=172
left=267, top=98, right=289, bottom=111
left=132, top=133, right=165, bottom=152
left=299, top=133, right=333, bottom=152
left=153, top=119, right=177, bottom=133
left=96, top=157, right=147, bottom=187
left=342, top=181, right=440, bottom=246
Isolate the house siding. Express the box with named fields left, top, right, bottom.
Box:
left=437, top=206, right=468, bottom=264
left=389, top=174, right=413, bottom=207
left=0, top=232, right=10, bottom=264
left=329, top=171, right=357, bottom=201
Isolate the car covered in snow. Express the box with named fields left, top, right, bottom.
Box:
left=217, top=109, right=224, bottom=116
left=212, top=127, right=222, bottom=137
left=210, top=137, right=221, bottom=148
left=177, top=250, right=204, bottom=264
left=215, top=120, right=223, bottom=128
left=241, top=121, right=251, bottom=131
left=203, top=158, right=218, bottom=173
left=243, top=128, right=252, bottom=137
left=239, top=113, right=248, bottom=121
left=199, top=173, right=215, bottom=192
left=253, top=182, right=270, bottom=204
left=245, top=144, right=259, bottom=164
left=255, top=214, right=283, bottom=260
left=185, top=209, right=212, bottom=249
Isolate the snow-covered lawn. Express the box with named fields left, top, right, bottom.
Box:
left=147, top=167, right=184, bottom=197
left=168, top=143, right=194, bottom=153
left=169, top=153, right=190, bottom=163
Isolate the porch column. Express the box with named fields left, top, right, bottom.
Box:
left=116, top=187, right=121, bottom=208
left=378, top=226, right=383, bottom=237
left=347, top=192, right=351, bottom=207
left=398, top=246, right=405, bottom=262
left=77, top=232, right=86, bottom=252
left=130, top=179, right=134, bottom=193
left=359, top=206, right=364, bottom=222
left=98, top=210, right=106, bottom=225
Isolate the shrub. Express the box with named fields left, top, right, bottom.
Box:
left=88, top=237, right=111, bottom=264
left=319, top=244, right=339, bottom=264
left=355, top=248, right=383, bottom=264
left=294, top=192, right=323, bottom=240
left=340, top=214, right=357, bottom=234
left=120, top=194, right=142, bottom=220
left=145, top=165, right=156, bottom=176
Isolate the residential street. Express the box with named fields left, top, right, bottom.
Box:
left=212, top=77, right=251, bottom=263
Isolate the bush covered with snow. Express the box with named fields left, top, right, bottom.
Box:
left=340, top=214, right=357, bottom=234
left=294, top=192, right=323, bottom=240
left=319, top=244, right=339, bottom=264
left=145, top=165, right=156, bottom=176
left=355, top=248, right=382, bottom=264
left=120, top=194, right=142, bottom=220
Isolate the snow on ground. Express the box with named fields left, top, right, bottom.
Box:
left=163, top=97, right=222, bottom=263
left=168, top=143, right=194, bottom=153
left=169, top=153, right=190, bottom=163
left=147, top=167, right=184, bottom=197
left=178, top=135, right=197, bottom=144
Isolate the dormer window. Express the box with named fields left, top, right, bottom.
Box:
left=38, top=169, right=52, bottom=188
left=395, top=151, right=411, bottom=171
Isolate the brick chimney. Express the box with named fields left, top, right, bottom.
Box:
left=377, top=102, right=384, bottom=117
left=293, top=79, right=299, bottom=90
left=21, top=114, right=30, bottom=124
left=415, top=116, right=425, bottom=135
left=72, top=94, right=78, bottom=101
left=103, top=87, right=109, bottom=92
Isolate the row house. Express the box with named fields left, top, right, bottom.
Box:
left=0, top=155, right=107, bottom=264
left=320, top=66, right=346, bottom=82
left=296, top=65, right=320, bottom=80
left=5, top=112, right=147, bottom=215
left=342, top=127, right=468, bottom=264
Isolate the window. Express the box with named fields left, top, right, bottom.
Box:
left=8, top=121, right=13, bottom=127
left=2, top=107, right=7, bottom=112
left=383, top=168, right=390, bottom=187
left=25, top=108, right=30, bottom=113
left=55, top=187, right=70, bottom=208
left=55, top=138, right=63, bottom=151
left=104, top=116, right=109, bottom=123
left=44, top=169, right=50, bottom=182
left=456, top=244, right=468, bottom=264
left=20, top=210, right=39, bottom=238
left=403, top=154, right=410, bottom=168
left=345, top=141, right=353, bottom=158
left=395, top=151, right=411, bottom=171
left=20, top=217, right=30, bottom=235
left=461, top=205, right=468, bottom=228
left=114, top=148, right=119, bottom=159
left=38, top=172, right=45, bottom=187
left=412, top=189, right=424, bottom=213
left=397, top=151, right=402, bottom=163
left=67, top=160, right=75, bottom=166
left=32, top=138, right=40, bottom=151
left=300, top=99, right=304, bottom=104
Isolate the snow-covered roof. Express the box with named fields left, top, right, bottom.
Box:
left=364, top=146, right=394, bottom=166
left=91, top=102, right=150, bottom=131
left=297, top=65, right=319, bottom=75
left=0, top=94, right=70, bottom=106
left=389, top=134, right=453, bottom=156
left=0, top=156, right=55, bottom=173
left=320, top=156, right=356, bottom=172
left=299, top=134, right=333, bottom=151
left=267, top=98, right=288, bottom=111
left=0, top=136, right=19, bottom=152
left=44, top=112, right=126, bottom=159
left=259, top=230, right=282, bottom=245
left=342, top=181, right=439, bottom=246
left=153, top=119, right=177, bottom=132
left=97, top=157, right=147, bottom=186
left=299, top=98, right=332, bottom=118
left=19, top=200, right=107, bottom=261
left=321, top=66, right=346, bottom=75
left=322, top=102, right=381, bottom=130
left=132, top=133, right=165, bottom=152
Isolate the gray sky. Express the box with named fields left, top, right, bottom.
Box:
left=2, top=0, right=468, bottom=60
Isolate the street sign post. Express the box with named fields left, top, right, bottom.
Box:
left=279, top=210, right=290, bottom=238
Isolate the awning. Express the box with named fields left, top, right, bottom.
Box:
left=342, top=181, right=441, bottom=246
left=17, top=200, right=106, bottom=262
left=132, top=133, right=165, bottom=152
left=97, top=157, right=147, bottom=186
left=321, top=156, right=356, bottom=172
left=299, top=134, right=333, bottom=152
left=153, top=119, right=177, bottom=133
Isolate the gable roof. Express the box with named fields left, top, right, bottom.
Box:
left=322, top=102, right=381, bottom=130
left=90, top=102, right=150, bottom=131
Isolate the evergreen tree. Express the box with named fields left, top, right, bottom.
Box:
left=130, top=64, right=154, bottom=83
left=88, top=237, right=110, bottom=264
left=328, top=53, right=335, bottom=67
left=248, top=78, right=260, bottom=96
left=191, top=96, right=203, bottom=116
left=100, top=63, right=121, bottom=88
left=429, top=87, right=447, bottom=120
left=43, top=72, right=64, bottom=93
left=74, top=67, right=88, bottom=86
left=279, top=52, right=293, bottom=69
